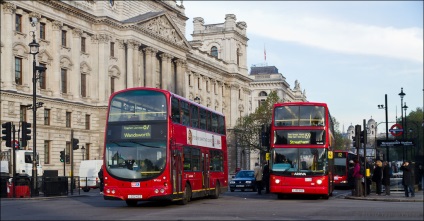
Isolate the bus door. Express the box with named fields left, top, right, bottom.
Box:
left=203, top=153, right=209, bottom=190
left=172, top=149, right=182, bottom=194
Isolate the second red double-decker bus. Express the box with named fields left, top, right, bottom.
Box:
left=333, top=150, right=357, bottom=188
left=268, top=102, right=335, bottom=199
left=102, top=87, right=227, bottom=206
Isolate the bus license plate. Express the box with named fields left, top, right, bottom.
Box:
left=292, top=189, right=304, bottom=193
left=236, top=185, right=244, bottom=187
left=128, top=195, right=142, bottom=199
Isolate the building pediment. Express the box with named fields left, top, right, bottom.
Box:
left=123, top=11, right=191, bottom=50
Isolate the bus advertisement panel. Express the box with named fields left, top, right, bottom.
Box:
left=102, top=87, right=227, bottom=206
left=268, top=102, right=335, bottom=199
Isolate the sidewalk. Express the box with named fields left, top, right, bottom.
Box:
left=345, top=190, right=424, bottom=202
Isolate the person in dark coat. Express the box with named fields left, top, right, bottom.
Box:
left=262, top=161, right=270, bottom=194
left=382, top=161, right=391, bottom=196
left=371, top=160, right=383, bottom=195
left=400, top=161, right=415, bottom=197
left=98, top=167, right=104, bottom=194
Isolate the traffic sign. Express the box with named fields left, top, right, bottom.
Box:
left=389, top=124, right=403, bottom=137
left=13, top=140, right=19, bottom=149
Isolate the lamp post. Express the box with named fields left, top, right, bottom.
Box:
left=378, top=94, right=389, bottom=161
left=398, top=88, right=406, bottom=138
left=194, top=96, right=200, bottom=104
left=403, top=103, right=408, bottom=138
left=81, top=145, right=86, bottom=161
left=29, top=28, right=40, bottom=197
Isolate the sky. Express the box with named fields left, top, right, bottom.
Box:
left=182, top=1, right=423, bottom=134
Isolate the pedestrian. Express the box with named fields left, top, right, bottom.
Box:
left=254, top=162, right=263, bottom=195
left=400, top=161, right=415, bottom=197
left=262, top=161, right=270, bottom=194
left=372, top=160, right=383, bottom=195
left=418, top=164, right=424, bottom=191
left=382, top=161, right=391, bottom=196
left=347, top=160, right=355, bottom=196
left=98, top=167, right=104, bottom=194
left=352, top=159, right=363, bottom=197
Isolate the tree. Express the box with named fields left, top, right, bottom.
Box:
left=331, top=116, right=350, bottom=151
left=233, top=91, right=281, bottom=155
left=405, top=107, right=423, bottom=163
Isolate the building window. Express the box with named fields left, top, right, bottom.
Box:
left=20, top=105, right=27, bottom=122
left=259, top=91, right=268, bottom=97
left=85, top=114, right=90, bottom=130
left=110, top=77, right=115, bottom=94
left=61, top=69, right=67, bottom=93
left=258, top=99, right=265, bottom=107
left=15, top=14, right=22, bottom=32
left=110, top=42, right=115, bottom=57
left=15, top=57, right=22, bottom=85
left=62, top=30, right=67, bottom=47
left=66, top=112, right=71, bottom=128
left=81, top=37, right=86, bottom=53
left=44, top=109, right=50, bottom=125
left=81, top=73, right=87, bottom=97
left=40, top=22, right=46, bottom=40
left=236, top=48, right=240, bottom=65
left=44, top=141, right=50, bottom=164
left=39, top=63, right=47, bottom=89
left=211, top=46, right=218, bottom=58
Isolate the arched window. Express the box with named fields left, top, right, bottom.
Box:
left=259, top=91, right=268, bottom=96
left=211, top=46, right=218, bottom=58
left=236, top=48, right=240, bottom=65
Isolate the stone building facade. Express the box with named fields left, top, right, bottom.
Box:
left=1, top=0, right=306, bottom=176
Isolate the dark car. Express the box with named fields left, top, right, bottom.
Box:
left=229, top=170, right=256, bottom=192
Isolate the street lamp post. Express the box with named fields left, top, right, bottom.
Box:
left=29, top=28, right=40, bottom=197
left=403, top=103, right=408, bottom=138
left=378, top=94, right=389, bottom=161
left=81, top=145, right=86, bottom=161
left=398, top=88, right=406, bottom=139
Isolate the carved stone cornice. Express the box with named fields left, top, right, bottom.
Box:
left=217, top=81, right=223, bottom=86
left=72, top=28, right=83, bottom=38
left=93, top=34, right=110, bottom=44
left=211, top=79, right=217, bottom=84
left=159, top=53, right=173, bottom=61
left=127, top=39, right=140, bottom=50
left=143, top=47, right=158, bottom=56
left=141, top=16, right=183, bottom=45
left=3, top=2, right=15, bottom=14
left=52, top=20, right=63, bottom=31
left=117, top=39, right=125, bottom=49
left=230, top=84, right=240, bottom=90
left=175, top=58, right=186, bottom=67
left=29, top=12, right=41, bottom=20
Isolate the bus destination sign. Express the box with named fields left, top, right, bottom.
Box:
left=121, top=125, right=151, bottom=139
left=287, top=132, right=311, bottom=145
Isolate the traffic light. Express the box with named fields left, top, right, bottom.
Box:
left=354, top=125, right=361, bottom=149
left=60, top=151, right=65, bottom=162
left=66, top=154, right=70, bottom=163
left=72, top=138, right=79, bottom=150
left=2, top=122, right=12, bottom=147
left=360, top=130, right=365, bottom=144
left=352, top=136, right=356, bottom=147
left=21, top=121, right=31, bottom=147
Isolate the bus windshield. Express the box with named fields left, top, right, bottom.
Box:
left=108, top=90, right=167, bottom=122
left=274, top=105, right=325, bottom=126
left=105, top=140, right=166, bottom=180
left=334, top=157, right=347, bottom=176
left=271, top=148, right=327, bottom=175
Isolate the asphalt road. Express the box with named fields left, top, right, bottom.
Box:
left=1, top=189, right=422, bottom=220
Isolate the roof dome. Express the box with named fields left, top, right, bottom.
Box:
left=347, top=125, right=354, bottom=131
left=368, top=118, right=376, bottom=125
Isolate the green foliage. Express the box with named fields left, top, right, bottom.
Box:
left=233, top=91, right=281, bottom=154
left=331, top=116, right=350, bottom=151
left=405, top=107, right=423, bottom=160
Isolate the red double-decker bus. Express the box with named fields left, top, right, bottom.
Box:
left=268, top=102, right=335, bottom=199
left=333, top=150, right=356, bottom=188
left=102, top=87, right=227, bottom=206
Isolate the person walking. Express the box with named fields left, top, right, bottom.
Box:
left=400, top=161, right=415, bottom=197
left=254, top=163, right=263, bottom=195
left=98, top=167, right=104, bottom=194
left=352, top=159, right=363, bottom=197
left=262, top=161, right=270, bottom=194
left=382, top=161, right=391, bottom=196
left=347, top=160, right=355, bottom=196
left=372, top=160, right=383, bottom=195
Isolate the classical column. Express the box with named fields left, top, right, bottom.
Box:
left=90, top=35, right=99, bottom=102
left=1, top=2, right=15, bottom=89
left=71, top=28, right=82, bottom=99
left=175, top=59, right=186, bottom=97
left=138, top=50, right=144, bottom=86
left=143, top=47, right=158, bottom=87
left=230, top=84, right=239, bottom=127
left=126, top=40, right=139, bottom=88
left=160, top=53, right=172, bottom=91
left=51, top=21, right=63, bottom=97
left=96, top=34, right=110, bottom=102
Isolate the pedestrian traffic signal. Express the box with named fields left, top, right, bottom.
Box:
left=1, top=122, right=12, bottom=147
left=72, top=138, right=79, bottom=150
left=21, top=121, right=31, bottom=147
left=60, top=151, right=65, bottom=162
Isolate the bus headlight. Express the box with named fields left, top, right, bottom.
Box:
left=275, top=179, right=280, bottom=184
left=316, top=179, right=323, bottom=185
left=245, top=181, right=251, bottom=184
